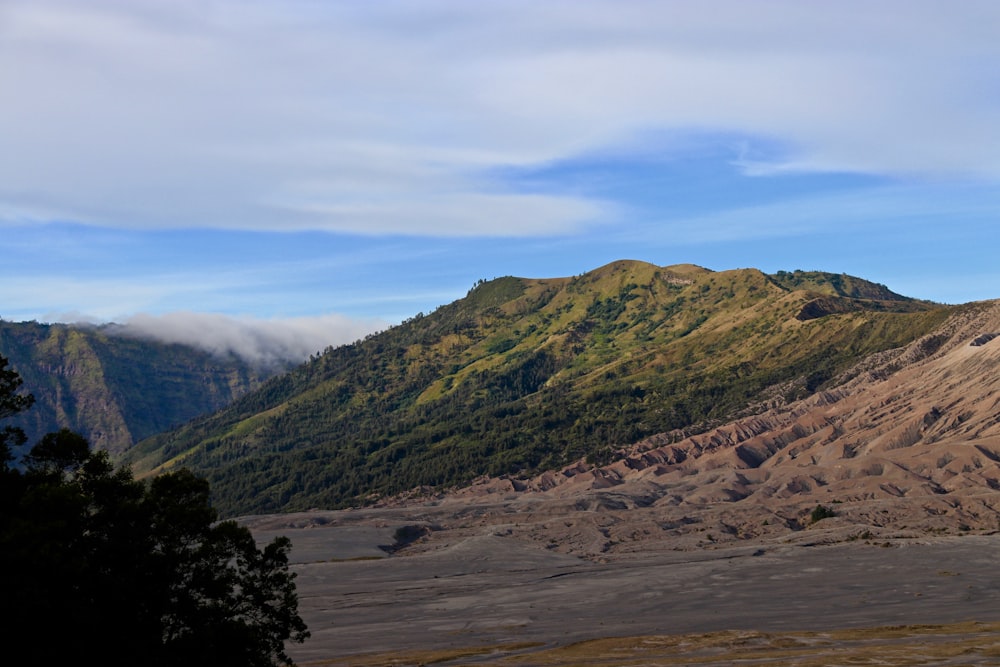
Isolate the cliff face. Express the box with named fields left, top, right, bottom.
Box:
left=0, top=320, right=281, bottom=457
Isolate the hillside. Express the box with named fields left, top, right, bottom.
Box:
left=244, top=297, right=1000, bottom=667
left=0, top=320, right=282, bottom=456
left=128, top=260, right=952, bottom=516
left=381, top=297, right=1000, bottom=558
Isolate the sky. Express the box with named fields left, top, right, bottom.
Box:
left=3, top=0, right=1000, bottom=363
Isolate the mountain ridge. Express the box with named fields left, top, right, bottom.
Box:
left=126, top=260, right=953, bottom=516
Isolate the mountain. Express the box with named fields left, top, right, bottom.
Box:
left=127, top=260, right=952, bottom=517
left=0, top=320, right=284, bottom=457
left=438, top=297, right=1000, bottom=555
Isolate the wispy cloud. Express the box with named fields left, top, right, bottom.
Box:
left=107, top=312, right=387, bottom=366
left=3, top=0, right=999, bottom=238
left=643, top=183, right=1000, bottom=245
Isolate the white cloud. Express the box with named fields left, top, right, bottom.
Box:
left=107, top=311, right=387, bottom=366
left=2, top=0, right=999, bottom=236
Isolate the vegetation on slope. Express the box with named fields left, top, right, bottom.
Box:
left=0, top=321, right=279, bottom=456
left=128, top=261, right=953, bottom=516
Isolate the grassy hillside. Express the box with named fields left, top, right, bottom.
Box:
left=0, top=320, right=280, bottom=456
left=127, top=261, right=953, bottom=516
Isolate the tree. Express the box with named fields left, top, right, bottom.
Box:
left=0, top=353, right=33, bottom=470
left=0, top=353, right=309, bottom=666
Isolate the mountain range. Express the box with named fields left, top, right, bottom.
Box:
left=122, top=260, right=957, bottom=517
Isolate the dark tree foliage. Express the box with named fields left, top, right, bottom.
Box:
left=0, top=353, right=33, bottom=467
left=0, top=354, right=308, bottom=667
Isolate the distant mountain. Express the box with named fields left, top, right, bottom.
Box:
left=127, top=260, right=953, bottom=517
left=0, top=320, right=285, bottom=457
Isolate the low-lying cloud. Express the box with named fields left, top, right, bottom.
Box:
left=109, top=312, right=387, bottom=367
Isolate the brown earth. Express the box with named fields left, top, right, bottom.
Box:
left=243, top=300, right=1000, bottom=664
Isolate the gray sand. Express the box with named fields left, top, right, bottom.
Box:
left=248, top=516, right=1000, bottom=663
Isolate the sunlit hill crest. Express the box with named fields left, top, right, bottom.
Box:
left=126, top=260, right=951, bottom=516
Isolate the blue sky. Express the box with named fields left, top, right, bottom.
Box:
left=3, top=1, right=1000, bottom=361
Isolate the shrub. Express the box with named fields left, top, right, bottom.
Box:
left=810, top=504, right=837, bottom=523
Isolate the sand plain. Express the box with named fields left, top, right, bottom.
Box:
left=246, top=506, right=1000, bottom=666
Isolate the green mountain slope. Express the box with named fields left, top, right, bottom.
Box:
left=0, top=320, right=281, bottom=456
left=127, top=261, right=953, bottom=516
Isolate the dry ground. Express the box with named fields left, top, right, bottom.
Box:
left=246, top=505, right=1000, bottom=666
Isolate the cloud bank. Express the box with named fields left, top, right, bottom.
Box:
left=108, top=312, right=387, bottom=367
left=3, top=0, right=999, bottom=238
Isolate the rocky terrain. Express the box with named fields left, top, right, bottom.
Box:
left=240, top=299, right=1000, bottom=664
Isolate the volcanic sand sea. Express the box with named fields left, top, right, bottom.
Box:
left=239, top=302, right=1000, bottom=664
left=247, top=507, right=1000, bottom=665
